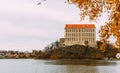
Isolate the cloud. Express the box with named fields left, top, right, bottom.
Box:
left=0, top=0, right=109, bottom=51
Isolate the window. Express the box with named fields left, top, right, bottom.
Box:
left=79, top=29, right=81, bottom=32
left=79, top=33, right=81, bottom=36
left=66, top=33, right=67, bottom=37
left=93, top=38, right=94, bottom=42
left=67, top=38, right=69, bottom=41
left=76, top=34, right=78, bottom=37
left=73, top=29, right=75, bottom=32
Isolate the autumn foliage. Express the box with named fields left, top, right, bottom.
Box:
left=68, top=0, right=120, bottom=49
left=35, top=44, right=118, bottom=60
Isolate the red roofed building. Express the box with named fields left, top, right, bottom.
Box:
left=64, top=24, right=96, bottom=47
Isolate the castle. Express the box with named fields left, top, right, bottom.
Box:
left=59, top=24, right=96, bottom=47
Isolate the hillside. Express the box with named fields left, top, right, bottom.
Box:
left=36, top=44, right=118, bottom=60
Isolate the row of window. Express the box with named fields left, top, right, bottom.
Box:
left=66, top=38, right=95, bottom=42
left=65, top=28, right=95, bottom=32
left=65, top=33, right=95, bottom=37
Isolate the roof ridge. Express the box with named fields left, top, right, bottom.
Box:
left=65, top=24, right=95, bottom=28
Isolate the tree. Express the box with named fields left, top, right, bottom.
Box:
left=68, top=0, right=120, bottom=49
left=84, top=41, right=89, bottom=46
left=96, top=41, right=103, bottom=48
left=54, top=40, right=59, bottom=47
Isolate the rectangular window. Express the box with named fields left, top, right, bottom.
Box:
left=79, top=33, right=81, bottom=36
left=79, top=29, right=81, bottom=32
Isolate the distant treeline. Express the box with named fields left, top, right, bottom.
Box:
left=0, top=41, right=119, bottom=59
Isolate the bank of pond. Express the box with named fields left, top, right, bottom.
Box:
left=0, top=44, right=119, bottom=60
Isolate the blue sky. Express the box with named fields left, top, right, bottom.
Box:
left=0, top=0, right=108, bottom=51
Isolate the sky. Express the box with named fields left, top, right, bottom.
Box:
left=0, top=0, right=108, bottom=51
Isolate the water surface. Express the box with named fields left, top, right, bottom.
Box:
left=0, top=59, right=120, bottom=73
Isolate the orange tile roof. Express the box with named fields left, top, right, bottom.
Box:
left=65, top=24, right=95, bottom=29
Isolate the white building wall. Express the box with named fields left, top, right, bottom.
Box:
left=64, top=27, right=96, bottom=47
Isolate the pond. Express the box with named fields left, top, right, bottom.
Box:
left=0, top=59, right=119, bottom=73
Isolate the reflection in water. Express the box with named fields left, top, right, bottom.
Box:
left=44, top=59, right=118, bottom=73
left=45, top=59, right=117, bottom=66
left=65, top=65, right=98, bottom=73
left=0, top=59, right=119, bottom=73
